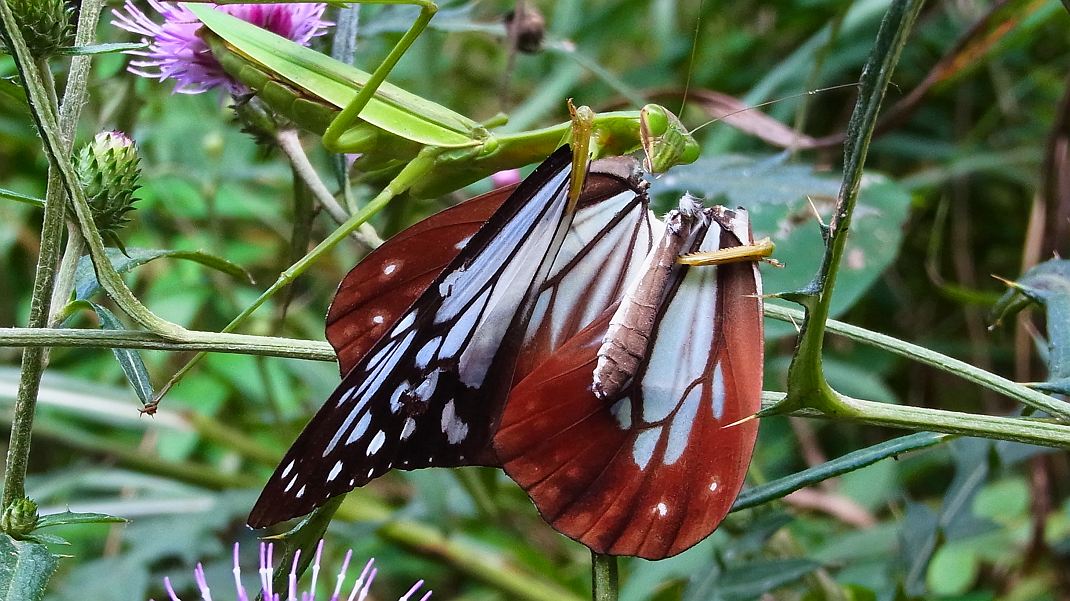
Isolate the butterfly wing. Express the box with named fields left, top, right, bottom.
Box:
left=326, top=187, right=513, bottom=375
left=249, top=146, right=578, bottom=528
left=495, top=206, right=763, bottom=559
left=325, top=157, right=657, bottom=381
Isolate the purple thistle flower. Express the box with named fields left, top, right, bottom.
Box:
left=151, top=540, right=431, bottom=601
left=111, top=1, right=331, bottom=94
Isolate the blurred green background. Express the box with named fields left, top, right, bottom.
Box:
left=1, top=0, right=1068, bottom=599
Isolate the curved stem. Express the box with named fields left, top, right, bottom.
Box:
left=780, top=0, right=924, bottom=415
left=765, top=303, right=1068, bottom=418
left=759, top=392, right=1070, bottom=449
left=275, top=128, right=382, bottom=247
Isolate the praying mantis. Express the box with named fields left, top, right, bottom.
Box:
left=152, top=1, right=705, bottom=400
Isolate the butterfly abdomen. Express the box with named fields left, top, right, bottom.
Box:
left=592, top=201, right=706, bottom=400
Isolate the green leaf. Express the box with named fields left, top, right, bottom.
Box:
left=56, top=42, right=146, bottom=56
left=990, top=259, right=1070, bottom=388
left=972, top=478, right=1030, bottom=522
left=74, top=247, right=253, bottom=301
left=69, top=301, right=155, bottom=405
left=0, top=187, right=44, bottom=208
left=718, top=559, right=822, bottom=599
left=732, top=432, right=947, bottom=511
left=926, top=544, right=979, bottom=596
left=650, top=154, right=911, bottom=338
left=36, top=511, right=127, bottom=529
left=0, top=535, right=58, bottom=601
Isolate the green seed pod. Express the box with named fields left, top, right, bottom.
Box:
left=75, top=131, right=143, bottom=252
left=1, top=497, right=39, bottom=538
left=0, top=0, right=73, bottom=58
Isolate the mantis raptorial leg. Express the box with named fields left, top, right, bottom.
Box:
left=152, top=3, right=703, bottom=404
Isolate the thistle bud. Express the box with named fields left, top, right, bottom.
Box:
left=0, top=0, right=73, bottom=57
left=75, top=131, right=142, bottom=252
left=1, top=497, right=39, bottom=538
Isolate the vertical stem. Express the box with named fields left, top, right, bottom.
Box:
left=48, top=226, right=85, bottom=324
left=591, top=552, right=619, bottom=601
left=0, top=0, right=107, bottom=508
left=777, top=0, right=925, bottom=416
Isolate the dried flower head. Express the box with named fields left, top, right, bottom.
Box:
left=111, top=1, right=330, bottom=94
left=151, top=541, right=431, bottom=601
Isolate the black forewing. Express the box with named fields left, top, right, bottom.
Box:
left=248, top=146, right=576, bottom=527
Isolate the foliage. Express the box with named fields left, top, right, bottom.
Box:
left=0, top=0, right=1067, bottom=600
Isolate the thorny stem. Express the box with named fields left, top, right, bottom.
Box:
left=776, top=0, right=928, bottom=417
left=0, top=0, right=106, bottom=509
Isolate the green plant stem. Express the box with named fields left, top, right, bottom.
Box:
left=0, top=0, right=191, bottom=343
left=764, top=303, right=1068, bottom=418
left=758, top=392, right=1070, bottom=449
left=0, top=327, right=334, bottom=360
left=274, top=128, right=382, bottom=246
left=152, top=149, right=441, bottom=403
left=48, top=226, right=84, bottom=325
left=0, top=0, right=108, bottom=509
left=779, top=0, right=925, bottom=416
left=591, top=552, right=619, bottom=601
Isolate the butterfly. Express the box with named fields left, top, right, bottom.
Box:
left=250, top=147, right=763, bottom=560
left=495, top=198, right=763, bottom=559
left=248, top=146, right=656, bottom=527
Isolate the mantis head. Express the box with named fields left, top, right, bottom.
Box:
left=639, top=104, right=700, bottom=175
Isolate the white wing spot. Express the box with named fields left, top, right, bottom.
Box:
left=296, top=485, right=306, bottom=499
left=401, top=417, right=416, bottom=440
left=327, top=460, right=343, bottom=482
left=440, top=400, right=469, bottom=444
left=348, top=479, right=355, bottom=486
left=281, top=460, right=295, bottom=479
left=366, top=430, right=386, bottom=456
left=454, top=235, right=473, bottom=250
left=390, top=384, right=407, bottom=413
left=372, top=314, right=385, bottom=325
left=383, top=262, right=398, bottom=275
left=655, top=502, right=668, bottom=517
left=708, top=480, right=719, bottom=493
left=284, top=475, right=298, bottom=493
left=367, top=468, right=375, bottom=478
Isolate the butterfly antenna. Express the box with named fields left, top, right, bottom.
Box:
left=690, top=82, right=862, bottom=136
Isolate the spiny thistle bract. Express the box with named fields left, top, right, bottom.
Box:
left=0, top=497, right=39, bottom=539
left=75, top=131, right=142, bottom=253
left=0, top=0, right=72, bottom=57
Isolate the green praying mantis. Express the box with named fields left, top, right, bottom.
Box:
left=152, top=1, right=704, bottom=401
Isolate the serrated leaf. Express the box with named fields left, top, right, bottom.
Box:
left=990, top=259, right=1070, bottom=388
left=650, top=154, right=910, bottom=339
left=37, top=511, right=127, bottom=529
left=20, top=534, right=67, bottom=546
left=0, top=535, right=58, bottom=601
left=69, top=301, right=154, bottom=405
left=74, top=247, right=253, bottom=301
